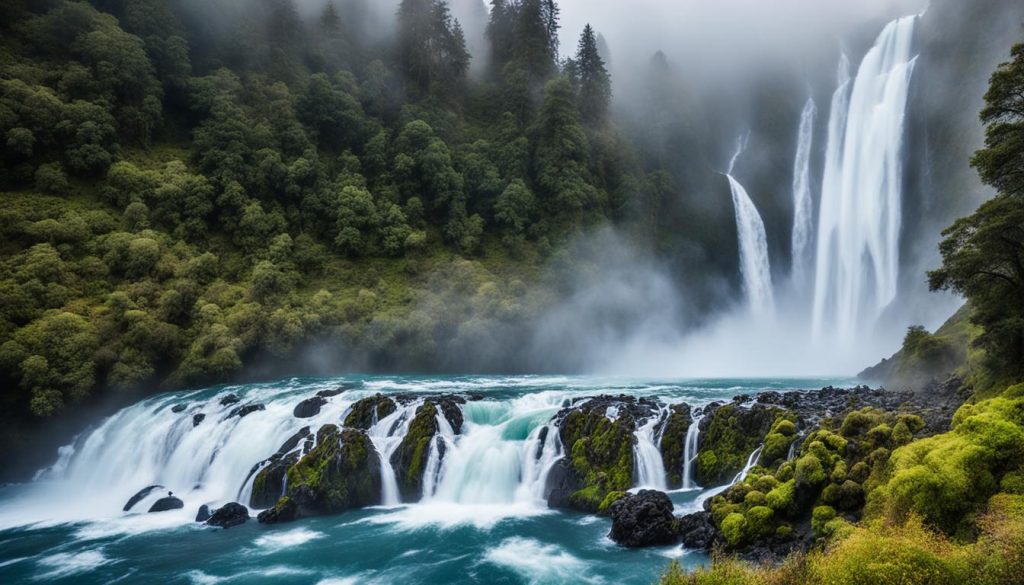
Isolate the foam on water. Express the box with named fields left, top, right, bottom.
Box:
left=35, top=550, right=114, bottom=580
left=253, top=528, right=326, bottom=549
left=483, top=537, right=598, bottom=585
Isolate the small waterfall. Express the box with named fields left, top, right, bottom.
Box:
left=421, top=412, right=457, bottom=499
left=726, top=136, right=774, bottom=316
left=681, top=413, right=703, bottom=490
left=633, top=412, right=668, bottom=491
left=366, top=400, right=421, bottom=506
left=812, top=15, right=919, bottom=342
left=790, top=97, right=817, bottom=287
left=516, top=422, right=563, bottom=502
left=689, top=445, right=764, bottom=513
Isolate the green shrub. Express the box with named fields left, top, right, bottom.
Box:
left=796, top=454, right=827, bottom=487
left=766, top=479, right=796, bottom=514
left=812, top=505, right=837, bottom=538
left=721, top=512, right=747, bottom=547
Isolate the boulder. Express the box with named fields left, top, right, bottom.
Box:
left=608, top=490, right=678, bottom=548
left=206, top=502, right=249, bottom=529
left=293, top=396, right=327, bottom=419
left=259, top=425, right=381, bottom=523
left=148, top=495, right=184, bottom=513
left=677, top=511, right=717, bottom=549
left=316, top=388, right=345, bottom=398
left=250, top=452, right=300, bottom=509
left=195, top=505, right=212, bottom=522
left=695, top=402, right=777, bottom=486
left=658, top=404, right=693, bottom=488
left=228, top=403, right=265, bottom=419
left=171, top=403, right=188, bottom=413
left=219, top=394, right=241, bottom=406
left=124, top=485, right=164, bottom=512
left=343, top=395, right=397, bottom=429
left=192, top=413, right=206, bottom=427
left=390, top=402, right=440, bottom=500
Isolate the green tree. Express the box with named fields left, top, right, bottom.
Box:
left=531, top=77, right=597, bottom=222
left=573, top=24, right=611, bottom=125
left=397, top=0, right=470, bottom=98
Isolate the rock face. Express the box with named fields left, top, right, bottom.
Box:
left=658, top=404, right=692, bottom=488
left=258, top=424, right=381, bottom=523
left=206, top=502, right=249, bottom=528
left=677, top=511, right=717, bottom=549
left=148, top=495, right=184, bottom=513
left=124, top=485, right=164, bottom=512
left=293, top=396, right=327, bottom=419
left=250, top=451, right=300, bottom=509
left=695, top=402, right=778, bottom=486
left=391, top=402, right=440, bottom=501
left=608, top=490, right=679, bottom=547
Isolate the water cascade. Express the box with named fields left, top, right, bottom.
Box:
left=725, top=135, right=775, bottom=316
left=812, top=15, right=919, bottom=342
left=790, top=97, right=817, bottom=287
left=681, top=413, right=703, bottom=490
left=633, top=412, right=669, bottom=491
left=366, top=400, right=422, bottom=506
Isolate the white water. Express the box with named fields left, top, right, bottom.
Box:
left=633, top=412, right=668, bottom=491
left=790, top=97, right=817, bottom=287
left=684, top=445, right=763, bottom=514
left=812, top=15, right=919, bottom=343
left=725, top=136, right=775, bottom=317
left=365, top=400, right=421, bottom=506
left=681, top=413, right=703, bottom=490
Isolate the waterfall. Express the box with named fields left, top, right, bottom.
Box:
left=366, top=400, right=421, bottom=506
left=687, top=445, right=764, bottom=513
left=790, top=97, right=817, bottom=287
left=681, top=413, right=703, bottom=490
left=516, top=422, right=563, bottom=502
left=421, top=412, right=457, bottom=499
left=726, top=136, right=774, bottom=316
left=633, top=412, right=668, bottom=491
left=812, top=15, right=919, bottom=342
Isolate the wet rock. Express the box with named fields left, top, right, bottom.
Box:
left=276, top=427, right=311, bottom=455
left=677, top=511, right=717, bottom=549
left=206, top=502, right=249, bottom=529
left=192, top=413, right=206, bottom=427
left=658, top=404, right=693, bottom=488
left=250, top=451, right=300, bottom=509
left=219, top=394, right=240, bottom=406
left=293, top=396, right=327, bottom=419
left=195, top=505, right=211, bottom=522
left=257, top=497, right=298, bottom=524
left=391, top=402, right=439, bottom=501
left=608, top=490, right=679, bottom=548
left=695, top=402, right=778, bottom=486
left=171, top=403, right=188, bottom=413
left=259, top=425, right=381, bottom=523
left=148, top=495, right=184, bottom=513
left=228, top=403, right=265, bottom=419
left=435, top=396, right=466, bottom=434
left=124, top=485, right=164, bottom=512
left=316, top=388, right=345, bottom=398
left=343, top=395, right=396, bottom=429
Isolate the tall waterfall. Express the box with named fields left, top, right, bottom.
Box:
left=726, top=136, right=774, bottom=316
left=790, top=97, right=817, bottom=287
left=812, top=15, right=919, bottom=342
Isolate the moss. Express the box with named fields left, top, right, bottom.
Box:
left=744, top=490, right=766, bottom=506
left=1001, top=470, right=1024, bottom=494
left=812, top=505, right=837, bottom=538
left=796, top=454, right=827, bottom=487
left=775, top=524, right=793, bottom=540
left=391, top=401, right=438, bottom=501
left=766, top=479, right=796, bottom=514
left=867, top=423, right=893, bottom=448
left=761, top=415, right=798, bottom=466
left=597, top=490, right=626, bottom=515
left=893, top=420, right=914, bottom=445
left=343, top=394, right=397, bottom=429
left=560, top=407, right=635, bottom=513
left=658, top=404, right=692, bottom=487
left=721, top=512, right=747, bottom=547
left=695, top=404, right=778, bottom=486
left=279, top=424, right=381, bottom=518
left=745, top=505, right=775, bottom=539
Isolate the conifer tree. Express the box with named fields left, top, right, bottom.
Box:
left=574, top=24, right=611, bottom=125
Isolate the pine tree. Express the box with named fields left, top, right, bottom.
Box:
left=397, top=0, right=469, bottom=98
left=574, top=24, right=611, bottom=125
left=511, top=0, right=559, bottom=84
left=320, top=0, right=341, bottom=33
left=486, top=0, right=515, bottom=75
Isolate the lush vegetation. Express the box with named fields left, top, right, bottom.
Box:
left=662, top=42, right=1024, bottom=585
left=0, top=0, right=666, bottom=461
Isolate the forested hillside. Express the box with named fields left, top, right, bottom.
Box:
left=0, top=0, right=667, bottom=466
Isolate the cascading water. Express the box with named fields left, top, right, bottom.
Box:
left=790, top=97, right=817, bottom=287
left=366, top=400, right=421, bottom=506
left=633, top=411, right=668, bottom=491
left=812, top=15, right=919, bottom=342
left=681, top=413, right=703, bottom=490
left=726, top=135, right=775, bottom=317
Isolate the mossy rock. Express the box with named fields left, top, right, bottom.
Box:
left=761, top=415, right=798, bottom=467
left=274, top=424, right=381, bottom=520
left=344, top=394, right=397, bottom=429
left=250, top=451, right=299, bottom=509
left=695, top=403, right=778, bottom=486
left=391, top=401, right=439, bottom=501
left=658, top=403, right=692, bottom=487
left=558, top=406, right=637, bottom=513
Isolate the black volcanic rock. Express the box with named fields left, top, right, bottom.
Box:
left=219, top=394, right=240, bottom=406
left=608, top=490, right=678, bottom=548
left=171, top=403, right=188, bottom=413
left=677, top=511, right=717, bottom=549
left=228, top=403, right=265, bottom=419
left=206, top=502, right=249, bottom=529
left=195, top=505, right=212, bottom=522
left=192, top=413, right=206, bottom=427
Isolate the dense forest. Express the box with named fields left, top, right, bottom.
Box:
left=0, top=0, right=672, bottom=463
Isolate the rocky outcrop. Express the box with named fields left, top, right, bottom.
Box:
left=148, top=495, right=184, bottom=512
left=695, top=401, right=778, bottom=486
left=258, top=425, right=381, bottom=523
left=219, top=394, right=240, bottom=406
left=228, top=403, right=265, bottom=419
left=548, top=395, right=655, bottom=513
left=124, top=485, right=164, bottom=512
left=608, top=490, right=679, bottom=547
left=250, top=451, right=300, bottom=509
left=171, top=403, right=188, bottom=413
left=206, top=502, right=249, bottom=529
left=193, top=413, right=206, bottom=427
left=678, top=511, right=717, bottom=549
left=293, top=397, right=327, bottom=419
left=658, top=404, right=692, bottom=487
left=196, top=505, right=211, bottom=522
left=391, top=402, right=440, bottom=501
left=343, top=395, right=397, bottom=429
